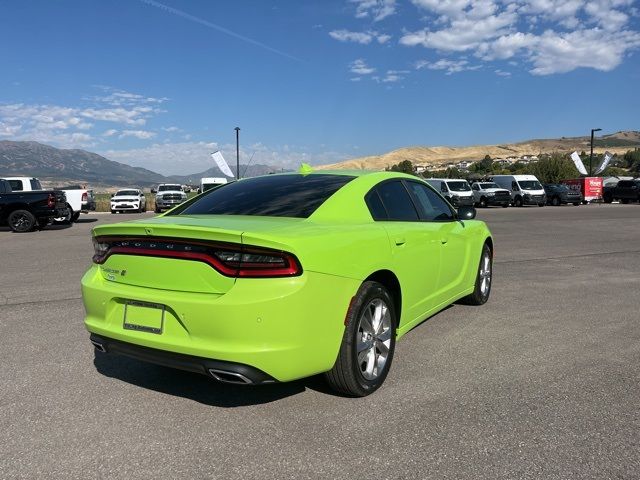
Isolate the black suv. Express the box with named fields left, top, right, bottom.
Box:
left=543, top=184, right=582, bottom=206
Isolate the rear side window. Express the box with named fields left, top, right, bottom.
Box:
left=365, top=190, right=388, bottom=220
left=8, top=180, right=23, bottom=191
left=173, top=174, right=355, bottom=218
left=30, top=178, right=42, bottom=190
left=373, top=181, right=419, bottom=221
left=618, top=181, right=632, bottom=188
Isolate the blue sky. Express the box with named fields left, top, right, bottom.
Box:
left=1, top=0, right=639, bottom=175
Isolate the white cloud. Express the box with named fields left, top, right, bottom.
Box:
left=350, top=0, right=397, bottom=21
left=494, top=69, right=511, bottom=76
left=395, top=0, right=640, bottom=75
left=415, top=58, right=481, bottom=74
left=0, top=87, right=168, bottom=147
left=162, top=126, right=180, bottom=132
left=329, top=29, right=392, bottom=44
left=119, top=130, right=157, bottom=140
left=349, top=58, right=376, bottom=75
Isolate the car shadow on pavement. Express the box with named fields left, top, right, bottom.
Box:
left=75, top=218, right=98, bottom=223
left=93, top=351, right=321, bottom=406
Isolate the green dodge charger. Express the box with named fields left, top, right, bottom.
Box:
left=82, top=170, right=493, bottom=396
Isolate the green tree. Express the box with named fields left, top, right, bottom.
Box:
left=386, top=159, right=415, bottom=175
left=529, top=153, right=579, bottom=183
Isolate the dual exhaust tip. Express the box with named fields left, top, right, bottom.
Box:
left=90, top=339, right=253, bottom=384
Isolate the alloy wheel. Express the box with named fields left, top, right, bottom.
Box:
left=356, top=298, right=392, bottom=380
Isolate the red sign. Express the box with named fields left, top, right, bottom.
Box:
left=561, top=177, right=603, bottom=202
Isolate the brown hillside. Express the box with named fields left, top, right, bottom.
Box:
left=317, top=131, right=640, bottom=170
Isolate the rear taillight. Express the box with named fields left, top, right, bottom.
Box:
left=91, top=236, right=302, bottom=278
left=82, top=192, right=88, bottom=202
left=47, top=194, right=55, bottom=208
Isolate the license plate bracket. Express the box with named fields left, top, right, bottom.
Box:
left=123, top=300, right=165, bottom=334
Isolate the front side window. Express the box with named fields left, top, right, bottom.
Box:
left=406, top=182, right=455, bottom=222
left=173, top=174, right=355, bottom=218
left=512, top=181, right=519, bottom=191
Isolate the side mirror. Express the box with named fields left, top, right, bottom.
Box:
left=458, top=206, right=476, bottom=220
left=110, top=194, right=114, bottom=198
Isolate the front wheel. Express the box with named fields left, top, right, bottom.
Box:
left=460, top=243, right=492, bottom=305
left=324, top=281, right=396, bottom=397
left=551, top=196, right=560, bottom=206
left=514, top=197, right=523, bottom=207
left=479, top=197, right=487, bottom=208
left=573, top=202, right=580, bottom=207
left=8, top=209, right=37, bottom=232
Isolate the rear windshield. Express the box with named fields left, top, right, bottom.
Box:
left=447, top=181, right=471, bottom=191
left=171, top=174, right=355, bottom=218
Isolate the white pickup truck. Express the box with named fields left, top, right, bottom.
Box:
left=0, top=177, right=96, bottom=223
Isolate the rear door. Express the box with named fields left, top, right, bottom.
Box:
left=404, top=181, right=470, bottom=302
left=367, top=180, right=442, bottom=325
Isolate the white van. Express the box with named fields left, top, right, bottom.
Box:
left=424, top=178, right=474, bottom=207
left=491, top=174, right=546, bottom=207
left=200, top=177, right=227, bottom=193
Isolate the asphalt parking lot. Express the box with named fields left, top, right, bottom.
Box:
left=1, top=205, right=639, bottom=479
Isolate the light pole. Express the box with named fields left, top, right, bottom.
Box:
left=234, top=127, right=240, bottom=180
left=589, top=128, right=601, bottom=176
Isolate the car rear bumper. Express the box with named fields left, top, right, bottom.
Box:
left=89, top=333, right=276, bottom=384
left=82, top=265, right=359, bottom=382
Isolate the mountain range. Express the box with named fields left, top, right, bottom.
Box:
left=1, top=132, right=638, bottom=190
left=0, top=140, right=277, bottom=189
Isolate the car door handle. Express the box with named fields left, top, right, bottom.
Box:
left=395, top=237, right=406, bottom=246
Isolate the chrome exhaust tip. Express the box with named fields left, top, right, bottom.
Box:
left=208, top=368, right=253, bottom=384
left=91, top=340, right=106, bottom=353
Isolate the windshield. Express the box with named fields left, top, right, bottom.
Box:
left=158, top=185, right=182, bottom=192
left=447, top=181, right=471, bottom=191
left=171, top=174, right=354, bottom=218
left=115, top=190, right=139, bottom=196
left=519, top=180, right=542, bottom=190
left=480, top=183, right=500, bottom=189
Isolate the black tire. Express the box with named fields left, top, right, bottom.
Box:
left=514, top=196, right=523, bottom=207
left=538, top=203, right=545, bottom=207
left=621, top=199, right=629, bottom=204
left=603, top=193, right=613, bottom=203
left=572, top=202, right=580, bottom=207
left=551, top=196, right=560, bottom=206
left=54, top=204, right=73, bottom=224
left=71, top=212, right=81, bottom=222
left=8, top=209, right=37, bottom=232
left=460, top=243, right=492, bottom=306
left=324, top=281, right=397, bottom=397
left=501, top=203, right=509, bottom=208
left=110, top=210, right=116, bottom=214
left=154, top=206, right=161, bottom=213
left=479, top=197, right=487, bottom=208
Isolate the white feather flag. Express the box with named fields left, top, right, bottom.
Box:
left=211, top=151, right=234, bottom=177
left=570, top=151, right=588, bottom=176
left=594, top=151, right=613, bottom=175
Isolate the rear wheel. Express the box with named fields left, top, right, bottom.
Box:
left=621, top=199, right=630, bottom=204
left=8, top=209, right=36, bottom=232
left=325, top=281, right=396, bottom=397
left=460, top=243, right=492, bottom=306
left=54, top=204, right=73, bottom=224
